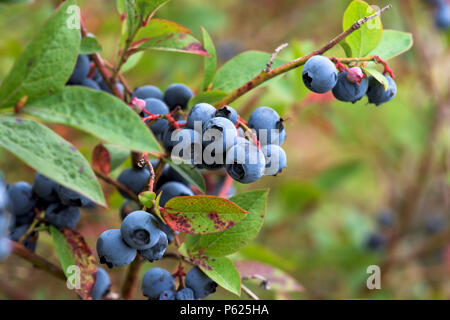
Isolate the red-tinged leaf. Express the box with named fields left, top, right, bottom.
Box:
left=162, top=195, right=247, bottom=234
left=136, top=18, right=191, bottom=39
left=133, top=32, right=210, bottom=57
left=63, top=229, right=98, bottom=300
left=92, top=144, right=111, bottom=175
left=235, top=261, right=304, bottom=293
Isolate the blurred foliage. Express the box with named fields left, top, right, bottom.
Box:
left=0, top=0, right=449, bottom=300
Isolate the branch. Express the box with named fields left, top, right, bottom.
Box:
left=214, top=4, right=393, bottom=107
left=241, top=284, right=260, bottom=300
left=94, top=168, right=139, bottom=201
left=121, top=256, right=144, bottom=300
left=264, top=43, right=289, bottom=73
left=11, top=240, right=66, bottom=281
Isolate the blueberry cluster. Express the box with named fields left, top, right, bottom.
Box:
left=92, top=267, right=111, bottom=300
left=0, top=176, right=12, bottom=260
left=1, top=173, right=93, bottom=254
left=142, top=266, right=217, bottom=300
left=429, top=0, right=450, bottom=29
left=365, top=209, right=394, bottom=251
left=302, top=55, right=397, bottom=106
left=66, top=54, right=124, bottom=94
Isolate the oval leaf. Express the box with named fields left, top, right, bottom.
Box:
left=0, top=117, right=105, bottom=206
left=92, top=144, right=111, bottom=175
left=165, top=159, right=206, bottom=194
left=202, top=27, right=217, bottom=91
left=343, top=0, right=383, bottom=57
left=212, top=51, right=286, bottom=92
left=23, top=86, right=162, bottom=153
left=185, top=190, right=268, bottom=256
left=136, top=33, right=209, bottom=57
left=362, top=67, right=388, bottom=90
left=136, top=18, right=191, bottom=39
left=162, top=195, right=248, bottom=234
left=0, top=0, right=80, bottom=109
left=367, top=29, right=413, bottom=61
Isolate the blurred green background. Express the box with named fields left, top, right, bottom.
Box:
left=0, top=0, right=449, bottom=300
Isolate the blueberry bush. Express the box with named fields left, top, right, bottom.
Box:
left=0, top=0, right=447, bottom=300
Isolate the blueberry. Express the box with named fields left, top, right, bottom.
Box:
left=92, top=267, right=111, bottom=300
left=156, top=163, right=190, bottom=190
left=155, top=216, right=176, bottom=244
left=68, top=55, right=90, bottom=85
left=248, top=106, right=286, bottom=146
left=56, top=185, right=92, bottom=207
left=7, top=182, right=36, bottom=216
left=170, top=128, right=203, bottom=165
left=0, top=179, right=9, bottom=211
left=435, top=3, right=450, bottom=29
left=119, top=199, right=141, bottom=221
left=142, top=267, right=176, bottom=299
left=97, top=229, right=137, bottom=268
left=45, top=203, right=81, bottom=230
left=302, top=55, right=338, bottom=93
left=215, top=105, right=238, bottom=124
left=159, top=290, right=176, bottom=300
left=365, top=232, right=386, bottom=251
left=12, top=210, right=34, bottom=227
left=161, top=121, right=186, bottom=153
left=187, top=103, right=217, bottom=131
left=366, top=75, right=397, bottom=106
left=117, top=167, right=150, bottom=199
left=261, top=144, right=287, bottom=175
left=120, top=210, right=160, bottom=250
left=81, top=78, right=101, bottom=90
left=226, top=138, right=266, bottom=184
left=332, top=70, right=369, bottom=103
left=159, top=182, right=194, bottom=208
left=203, top=117, right=238, bottom=152
left=185, top=266, right=217, bottom=299
left=176, top=287, right=195, bottom=300
left=98, top=80, right=124, bottom=95
left=376, top=209, right=395, bottom=228
left=143, top=98, right=169, bottom=139
left=132, top=85, right=163, bottom=101
left=32, top=173, right=59, bottom=203
left=0, top=238, right=11, bottom=261
left=138, top=230, right=168, bottom=262
left=163, top=83, right=193, bottom=111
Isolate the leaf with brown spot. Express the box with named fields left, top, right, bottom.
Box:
left=235, top=261, right=303, bottom=293
left=162, top=195, right=247, bottom=234
left=92, top=144, right=111, bottom=175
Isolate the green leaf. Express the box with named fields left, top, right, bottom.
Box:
left=165, top=159, right=206, bottom=193
left=80, top=36, right=102, bottom=55
left=235, top=261, right=303, bottom=293
left=162, top=196, right=248, bottom=234
left=202, top=27, right=217, bottom=91
left=116, top=0, right=125, bottom=14
left=342, top=0, right=383, bottom=57
left=138, top=191, right=156, bottom=208
left=362, top=67, right=388, bottom=90
left=153, top=191, right=164, bottom=221
left=122, top=51, right=144, bottom=73
left=23, top=86, right=162, bottom=153
left=187, top=90, right=228, bottom=109
left=136, top=18, right=191, bottom=38
left=50, top=226, right=75, bottom=279
left=135, top=0, right=169, bottom=22
left=239, top=244, right=297, bottom=272
left=0, top=0, right=33, bottom=4
left=0, top=0, right=80, bottom=109
left=136, top=32, right=209, bottom=57
left=185, top=190, right=268, bottom=256
left=191, top=255, right=241, bottom=296
left=212, top=51, right=286, bottom=92
left=339, top=41, right=352, bottom=58
left=104, top=144, right=130, bottom=172
left=0, top=117, right=105, bottom=206
left=367, top=29, right=413, bottom=61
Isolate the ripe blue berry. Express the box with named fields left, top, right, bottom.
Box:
left=163, top=83, right=194, bottom=111
left=159, top=290, right=176, bottom=300
left=332, top=70, right=369, bottom=103
left=215, top=105, right=238, bottom=124
left=366, top=75, right=397, bottom=106
left=156, top=164, right=190, bottom=189
left=302, top=55, right=338, bottom=93
left=143, top=98, right=169, bottom=139
left=117, top=167, right=150, bottom=199
left=139, top=230, right=168, bottom=262
left=7, top=182, right=36, bottom=217
left=32, top=173, right=59, bottom=203
left=159, top=182, right=194, bottom=207
left=226, top=138, right=266, bottom=184
left=435, top=3, right=450, bottom=29
left=80, top=78, right=101, bottom=90
left=365, top=232, right=386, bottom=251
left=45, top=203, right=80, bottom=230
left=0, top=238, right=11, bottom=261
left=185, top=266, right=217, bottom=299
left=176, top=287, right=195, bottom=300
left=120, top=211, right=160, bottom=250
left=132, top=85, right=163, bottom=101
left=248, top=107, right=286, bottom=146
left=161, top=121, right=186, bottom=152
left=187, top=103, right=217, bottom=131
left=56, top=185, right=92, bottom=208
left=97, top=229, right=137, bottom=268
left=261, top=144, right=287, bottom=175
left=142, top=267, right=176, bottom=299
left=203, top=117, right=238, bottom=152
left=68, top=55, right=90, bottom=85
left=92, top=267, right=111, bottom=300
left=119, top=199, right=141, bottom=221
left=155, top=216, right=176, bottom=244
left=170, top=128, right=203, bottom=165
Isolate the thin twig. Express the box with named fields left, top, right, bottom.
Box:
left=241, top=284, right=260, bottom=300
left=214, top=4, right=393, bottom=107
left=94, top=169, right=138, bottom=201
left=264, top=43, right=289, bottom=72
